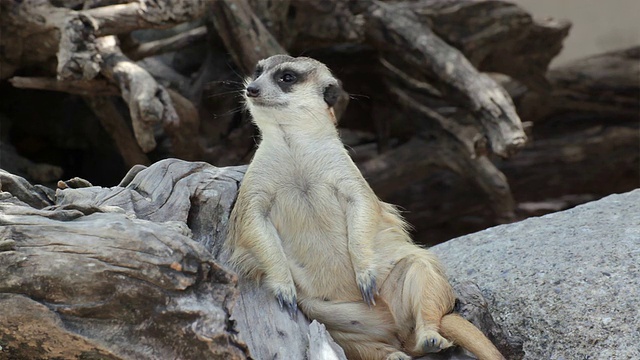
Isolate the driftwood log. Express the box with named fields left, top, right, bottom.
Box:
left=0, top=0, right=589, bottom=244
left=0, top=159, right=522, bottom=359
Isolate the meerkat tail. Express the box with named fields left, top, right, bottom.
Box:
left=439, top=313, right=505, bottom=360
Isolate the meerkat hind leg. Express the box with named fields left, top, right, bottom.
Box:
left=380, top=253, right=455, bottom=355
left=330, top=331, right=411, bottom=360
left=298, top=297, right=407, bottom=360
left=408, top=256, right=454, bottom=354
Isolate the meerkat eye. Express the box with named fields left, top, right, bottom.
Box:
left=253, top=66, right=264, bottom=79
left=279, top=72, right=297, bottom=84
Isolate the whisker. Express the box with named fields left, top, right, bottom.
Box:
left=343, top=143, right=356, bottom=154
left=206, top=90, right=245, bottom=99
left=302, top=107, right=324, bottom=126
left=225, top=60, right=247, bottom=82
left=208, top=80, right=245, bottom=85
left=213, top=106, right=246, bottom=119
left=348, top=93, right=370, bottom=101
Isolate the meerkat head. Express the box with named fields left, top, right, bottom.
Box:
left=244, top=55, right=342, bottom=128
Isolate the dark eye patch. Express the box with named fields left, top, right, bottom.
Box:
left=253, top=65, right=264, bottom=79
left=273, top=68, right=307, bottom=93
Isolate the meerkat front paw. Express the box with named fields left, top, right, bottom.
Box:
left=273, top=283, right=298, bottom=319
left=356, top=268, right=378, bottom=307
left=418, top=330, right=453, bottom=353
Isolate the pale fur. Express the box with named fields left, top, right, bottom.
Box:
left=227, top=55, right=504, bottom=360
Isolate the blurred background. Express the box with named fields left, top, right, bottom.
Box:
left=1, top=0, right=638, bottom=245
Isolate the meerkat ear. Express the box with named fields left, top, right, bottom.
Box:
left=323, top=83, right=341, bottom=108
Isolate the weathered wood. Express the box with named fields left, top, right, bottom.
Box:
left=125, top=26, right=208, bottom=61
left=1, top=0, right=207, bottom=162
left=2, top=0, right=634, bottom=305
left=308, top=321, right=348, bottom=360
left=517, top=46, right=640, bottom=125
left=9, top=76, right=120, bottom=97
left=1, top=160, right=346, bottom=359
left=0, top=143, right=63, bottom=188
left=0, top=0, right=208, bottom=80
left=359, top=132, right=516, bottom=223
left=211, top=0, right=287, bottom=74
left=95, top=35, right=174, bottom=153
left=165, top=89, right=203, bottom=161
left=83, top=96, right=152, bottom=168
left=57, top=12, right=103, bottom=81
left=399, top=0, right=570, bottom=92
left=0, top=170, right=55, bottom=209
left=501, top=46, right=640, bottom=204
left=84, top=0, right=208, bottom=37
left=1, top=1, right=635, bottom=356
left=0, top=167, right=247, bottom=359
left=363, top=1, right=526, bottom=158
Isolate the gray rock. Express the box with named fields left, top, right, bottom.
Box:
left=432, top=189, right=640, bottom=360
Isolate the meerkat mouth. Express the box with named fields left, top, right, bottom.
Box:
left=248, top=97, right=288, bottom=108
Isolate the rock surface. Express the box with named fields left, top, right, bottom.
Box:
left=432, top=189, right=640, bottom=360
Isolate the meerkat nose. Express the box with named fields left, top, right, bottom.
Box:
left=246, top=84, right=260, bottom=98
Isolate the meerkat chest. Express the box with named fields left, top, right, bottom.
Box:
left=253, top=142, right=355, bottom=240
left=271, top=161, right=349, bottom=227
left=246, top=141, right=364, bottom=298
left=269, top=162, right=358, bottom=298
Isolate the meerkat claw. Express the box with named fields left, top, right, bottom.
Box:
left=276, top=292, right=298, bottom=319
left=358, top=274, right=377, bottom=307
left=420, top=330, right=452, bottom=353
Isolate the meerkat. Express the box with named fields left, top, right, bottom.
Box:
left=226, top=55, right=504, bottom=360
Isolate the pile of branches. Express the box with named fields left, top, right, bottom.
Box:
left=2, top=0, right=637, bottom=243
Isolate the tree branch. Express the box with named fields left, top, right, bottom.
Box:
left=364, top=1, right=527, bottom=158
left=125, top=26, right=208, bottom=61
left=84, top=0, right=208, bottom=37
left=96, top=35, right=177, bottom=153
left=210, top=0, right=287, bottom=74
left=83, top=96, right=152, bottom=168
left=8, top=77, right=119, bottom=97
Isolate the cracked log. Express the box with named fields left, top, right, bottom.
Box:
left=0, top=164, right=247, bottom=359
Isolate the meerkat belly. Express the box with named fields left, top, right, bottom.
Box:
left=270, top=181, right=360, bottom=301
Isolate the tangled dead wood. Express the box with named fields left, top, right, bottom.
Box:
left=1, top=0, right=581, bottom=243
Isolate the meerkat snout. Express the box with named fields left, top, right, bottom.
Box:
left=246, top=84, right=260, bottom=98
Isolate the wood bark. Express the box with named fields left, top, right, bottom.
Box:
left=83, top=96, right=152, bottom=168
left=0, top=166, right=247, bottom=359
